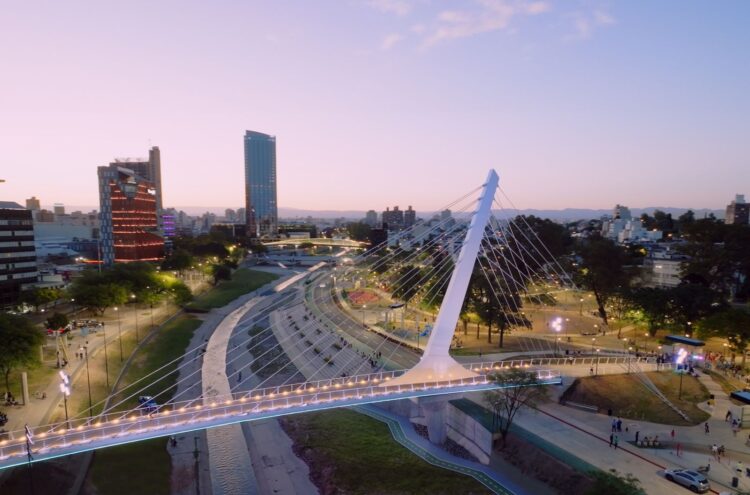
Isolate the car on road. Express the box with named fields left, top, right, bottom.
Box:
left=664, top=468, right=710, bottom=493
left=137, top=396, right=159, bottom=414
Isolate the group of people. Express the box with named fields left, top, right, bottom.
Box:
left=726, top=410, right=743, bottom=436
left=2, top=392, right=18, bottom=406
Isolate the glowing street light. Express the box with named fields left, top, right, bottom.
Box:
left=131, top=293, right=139, bottom=343
left=59, top=371, right=71, bottom=428
left=551, top=317, right=563, bottom=356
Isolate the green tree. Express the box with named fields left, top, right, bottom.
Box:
left=45, top=312, right=69, bottom=331
left=0, top=313, right=44, bottom=394
left=68, top=274, right=128, bottom=316
left=585, top=469, right=644, bottom=495
left=19, top=287, right=61, bottom=312
left=484, top=369, right=549, bottom=447
left=677, top=210, right=695, bottom=233
left=653, top=210, right=675, bottom=234
left=212, top=264, right=232, bottom=285
left=169, top=280, right=193, bottom=306
left=161, top=249, right=194, bottom=274
left=391, top=265, right=423, bottom=303
left=666, top=284, right=724, bottom=336
left=698, top=308, right=750, bottom=366
left=626, top=287, right=671, bottom=337
left=576, top=236, right=634, bottom=326
left=347, top=221, right=372, bottom=242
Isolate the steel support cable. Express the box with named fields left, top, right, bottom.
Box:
left=374, top=257, right=458, bottom=375
left=349, top=197, right=477, bottom=278
left=347, top=186, right=483, bottom=265
left=311, top=252, right=458, bottom=382
left=476, top=252, right=529, bottom=330
left=258, top=249, right=458, bottom=388
left=495, top=192, right=575, bottom=286
left=72, top=285, right=302, bottom=420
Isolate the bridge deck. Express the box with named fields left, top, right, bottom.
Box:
left=0, top=367, right=560, bottom=470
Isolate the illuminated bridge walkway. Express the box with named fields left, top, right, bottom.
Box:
left=0, top=366, right=560, bottom=470
left=2, top=168, right=577, bottom=472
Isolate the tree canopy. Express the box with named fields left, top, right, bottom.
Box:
left=698, top=308, right=750, bottom=365
left=0, top=313, right=44, bottom=394
left=575, top=235, right=634, bottom=326
left=484, top=369, right=549, bottom=447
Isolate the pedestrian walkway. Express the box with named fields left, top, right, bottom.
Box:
left=518, top=366, right=750, bottom=493
left=3, top=302, right=177, bottom=432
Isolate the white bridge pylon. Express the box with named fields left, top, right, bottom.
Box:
left=387, top=169, right=499, bottom=386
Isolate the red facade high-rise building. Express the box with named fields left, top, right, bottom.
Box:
left=98, top=164, right=164, bottom=265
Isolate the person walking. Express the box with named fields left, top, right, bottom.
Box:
left=613, top=435, right=619, bottom=450
left=705, top=422, right=710, bottom=434
left=611, top=419, right=617, bottom=432
left=671, top=429, right=675, bottom=440
left=635, top=431, right=640, bottom=444
left=616, top=418, right=622, bottom=432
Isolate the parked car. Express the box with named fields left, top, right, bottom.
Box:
left=664, top=468, right=710, bottom=493
left=137, top=396, right=159, bottom=414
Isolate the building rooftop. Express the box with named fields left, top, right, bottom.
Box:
left=0, top=201, right=24, bottom=209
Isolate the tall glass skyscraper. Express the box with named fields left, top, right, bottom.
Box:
left=244, top=130, right=278, bottom=238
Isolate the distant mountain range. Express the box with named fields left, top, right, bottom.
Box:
left=51, top=205, right=724, bottom=222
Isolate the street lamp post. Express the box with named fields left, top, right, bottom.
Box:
left=362, top=304, right=367, bottom=328
left=579, top=297, right=584, bottom=316
left=551, top=317, right=563, bottom=356
left=627, top=346, right=633, bottom=374
left=595, top=348, right=600, bottom=375
left=116, top=309, right=124, bottom=362
left=131, top=294, right=139, bottom=343
left=59, top=371, right=71, bottom=428
left=102, top=320, right=110, bottom=391
left=83, top=345, right=93, bottom=415
left=115, top=305, right=124, bottom=361
left=678, top=368, right=684, bottom=400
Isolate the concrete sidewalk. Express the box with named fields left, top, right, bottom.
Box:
left=3, top=301, right=178, bottom=433
left=507, top=367, right=750, bottom=494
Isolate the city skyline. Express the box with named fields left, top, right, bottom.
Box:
left=2, top=1, right=749, bottom=210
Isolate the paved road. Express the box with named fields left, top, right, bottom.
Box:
left=306, top=271, right=419, bottom=371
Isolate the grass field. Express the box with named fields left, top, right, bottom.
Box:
left=562, top=371, right=711, bottom=426
left=186, top=268, right=279, bottom=310
left=89, top=314, right=203, bottom=495
left=281, top=409, right=492, bottom=494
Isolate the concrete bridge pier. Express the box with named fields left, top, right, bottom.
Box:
left=419, top=396, right=450, bottom=445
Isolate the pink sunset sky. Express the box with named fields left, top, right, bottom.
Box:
left=1, top=1, right=748, bottom=212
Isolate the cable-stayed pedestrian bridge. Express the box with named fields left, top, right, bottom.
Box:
left=0, top=366, right=560, bottom=469
left=2, top=169, right=580, bottom=470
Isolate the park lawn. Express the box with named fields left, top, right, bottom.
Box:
left=186, top=268, right=279, bottom=311
left=90, top=438, right=172, bottom=495
left=562, top=371, right=711, bottom=426
left=110, top=314, right=203, bottom=410
left=281, top=409, right=492, bottom=495
left=89, top=314, right=202, bottom=495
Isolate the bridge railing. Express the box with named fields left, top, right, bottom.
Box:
left=462, top=355, right=674, bottom=371
left=0, top=367, right=560, bottom=464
